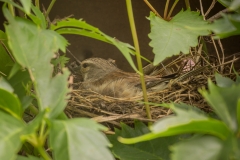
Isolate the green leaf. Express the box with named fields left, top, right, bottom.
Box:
left=215, top=73, right=234, bottom=87
left=108, top=121, right=180, bottom=160
left=51, top=55, right=69, bottom=68
left=104, top=34, right=138, bottom=72
left=51, top=18, right=138, bottom=72
left=8, top=70, right=31, bottom=102
left=4, top=7, right=70, bottom=118
left=210, top=13, right=240, bottom=38
left=0, top=111, right=25, bottom=160
left=217, top=0, right=232, bottom=7
left=49, top=118, right=114, bottom=160
left=0, top=88, right=22, bottom=118
left=0, top=77, right=13, bottom=92
left=20, top=0, right=31, bottom=14
left=119, top=103, right=231, bottom=144
left=148, top=10, right=210, bottom=65
left=229, top=0, right=240, bottom=10
left=200, top=80, right=240, bottom=132
left=0, top=30, right=14, bottom=76
left=171, top=136, right=223, bottom=160
left=29, top=4, right=47, bottom=29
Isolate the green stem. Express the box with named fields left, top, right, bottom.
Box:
left=167, top=0, right=179, bottom=20
left=8, top=2, right=15, bottom=16
left=184, top=0, right=190, bottom=9
left=164, top=0, right=170, bottom=19
left=37, top=146, right=52, bottom=160
left=35, top=0, right=40, bottom=8
left=46, top=0, right=56, bottom=17
left=126, top=0, right=152, bottom=125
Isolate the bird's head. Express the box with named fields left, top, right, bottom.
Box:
left=80, top=58, right=119, bottom=81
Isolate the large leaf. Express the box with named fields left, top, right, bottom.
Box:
left=4, top=7, right=70, bottom=118
left=51, top=18, right=138, bottom=72
left=148, top=10, right=210, bottom=65
left=119, top=103, right=231, bottom=144
left=0, top=111, right=25, bottom=160
left=171, top=136, right=223, bottom=160
left=108, top=121, right=180, bottom=160
left=200, top=79, right=240, bottom=132
left=49, top=118, right=114, bottom=160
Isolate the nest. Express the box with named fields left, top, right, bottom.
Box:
left=66, top=46, right=240, bottom=130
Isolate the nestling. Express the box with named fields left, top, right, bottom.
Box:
left=79, top=58, right=170, bottom=98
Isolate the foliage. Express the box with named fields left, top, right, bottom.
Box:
left=211, top=0, right=240, bottom=38
left=0, top=1, right=115, bottom=160
left=149, top=10, right=210, bottom=65
left=0, top=0, right=240, bottom=160
left=119, top=73, right=240, bottom=160
left=108, top=121, right=181, bottom=160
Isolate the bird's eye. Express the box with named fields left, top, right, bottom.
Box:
left=82, top=63, right=88, bottom=68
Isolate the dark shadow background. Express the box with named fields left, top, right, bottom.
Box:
left=0, top=1, right=239, bottom=71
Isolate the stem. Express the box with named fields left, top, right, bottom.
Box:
left=184, top=0, right=190, bottom=9
left=35, top=0, right=40, bottom=8
left=8, top=2, right=15, bottom=16
left=126, top=0, right=152, bottom=125
left=164, top=0, right=170, bottom=19
left=37, top=146, right=52, bottom=160
left=143, top=0, right=162, bottom=18
left=167, top=0, right=179, bottom=20
left=46, top=0, right=56, bottom=17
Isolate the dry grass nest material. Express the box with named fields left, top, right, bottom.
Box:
left=66, top=51, right=240, bottom=129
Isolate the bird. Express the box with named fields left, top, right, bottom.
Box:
left=78, top=58, right=208, bottom=98
left=78, top=58, right=173, bottom=98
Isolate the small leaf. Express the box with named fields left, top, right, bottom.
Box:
left=210, top=14, right=240, bottom=39
left=215, top=73, right=234, bottom=87
left=29, top=4, right=47, bottom=28
left=49, top=118, right=114, bottom=160
left=0, top=88, right=22, bottom=118
left=0, top=77, right=13, bottom=92
left=108, top=121, right=180, bottom=160
left=20, top=0, right=31, bottom=14
left=171, top=136, right=223, bottom=160
left=200, top=80, right=240, bottom=132
left=217, top=0, right=232, bottom=7
left=0, top=30, right=14, bottom=76
left=0, top=111, right=25, bottom=160
left=148, top=10, right=210, bottom=65
left=229, top=0, right=240, bottom=10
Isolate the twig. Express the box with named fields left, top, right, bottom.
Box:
left=164, top=0, right=170, bottom=19
left=208, top=8, right=229, bottom=22
left=218, top=39, right=225, bottom=70
left=167, top=0, right=179, bottom=20
left=211, top=36, right=222, bottom=71
left=204, top=0, right=216, bottom=17
left=199, top=0, right=205, bottom=20
left=143, top=0, right=162, bottom=18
